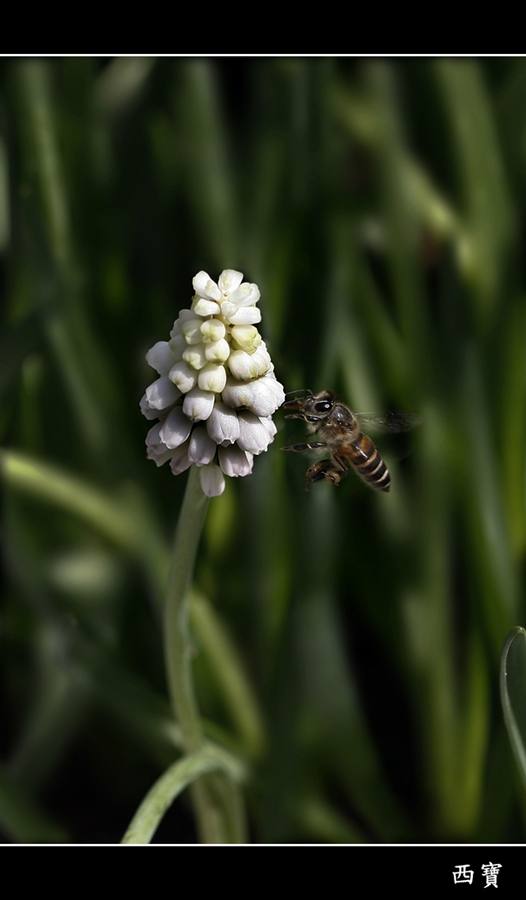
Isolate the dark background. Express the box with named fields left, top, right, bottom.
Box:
left=1, top=56, right=526, bottom=843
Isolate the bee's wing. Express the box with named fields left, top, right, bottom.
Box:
left=355, top=411, right=422, bottom=434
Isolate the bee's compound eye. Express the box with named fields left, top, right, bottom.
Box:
left=314, top=400, right=332, bottom=413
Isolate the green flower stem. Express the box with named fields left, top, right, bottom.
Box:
left=164, top=467, right=209, bottom=749
left=164, top=466, right=245, bottom=843
left=121, top=744, right=244, bottom=844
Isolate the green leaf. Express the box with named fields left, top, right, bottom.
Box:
left=501, top=627, right=526, bottom=788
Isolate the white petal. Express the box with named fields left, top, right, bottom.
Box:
left=169, top=442, right=192, bottom=476
left=259, top=416, right=278, bottom=438
left=219, top=445, right=253, bottom=477
left=199, top=464, right=226, bottom=497
left=188, top=426, right=217, bottom=465
left=170, top=309, right=194, bottom=339
left=140, top=393, right=161, bottom=420
left=192, top=271, right=221, bottom=301
left=183, top=388, right=215, bottom=421
left=183, top=343, right=208, bottom=370
left=182, top=318, right=204, bottom=345
left=218, top=269, right=243, bottom=295
left=227, top=350, right=257, bottom=381
left=262, top=374, right=286, bottom=405
left=246, top=375, right=285, bottom=415
left=168, top=361, right=197, bottom=393
left=198, top=363, right=227, bottom=393
left=145, top=341, right=175, bottom=375
left=145, top=422, right=163, bottom=446
left=204, top=338, right=230, bottom=363
left=200, top=318, right=226, bottom=343
left=221, top=378, right=255, bottom=410
left=147, top=446, right=174, bottom=467
left=193, top=297, right=221, bottom=317
left=145, top=376, right=180, bottom=410
left=230, top=325, right=261, bottom=353
left=227, top=306, right=262, bottom=326
left=236, top=411, right=274, bottom=454
left=145, top=423, right=174, bottom=466
left=169, top=334, right=185, bottom=357
left=206, top=400, right=240, bottom=444
left=227, top=344, right=271, bottom=381
left=159, top=407, right=192, bottom=449
left=222, top=375, right=284, bottom=416
left=227, top=283, right=260, bottom=307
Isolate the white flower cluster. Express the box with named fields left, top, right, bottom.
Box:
left=141, top=270, right=285, bottom=497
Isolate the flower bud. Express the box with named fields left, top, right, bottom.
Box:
left=183, top=343, right=208, bottom=370
left=140, top=393, right=161, bottom=420
left=236, top=411, right=275, bottom=454
left=206, top=400, right=240, bottom=444
left=259, top=416, right=278, bottom=439
left=170, top=442, right=192, bottom=476
left=227, top=344, right=271, bottom=381
left=192, top=271, right=221, bottom=301
left=169, top=361, right=197, bottom=393
left=204, top=338, right=230, bottom=363
left=218, top=269, right=243, bottom=294
left=228, top=282, right=260, bottom=307
left=222, top=374, right=284, bottom=416
left=200, top=319, right=226, bottom=343
left=145, top=376, right=180, bottom=410
left=182, top=318, right=205, bottom=345
left=198, top=363, right=227, bottom=393
left=193, top=297, right=221, bottom=317
left=182, top=388, right=215, bottom=422
left=225, top=305, right=262, bottom=326
left=169, top=334, right=186, bottom=356
left=230, top=325, right=261, bottom=353
left=188, top=426, right=217, bottom=465
left=146, top=423, right=174, bottom=467
left=199, top=464, right=226, bottom=497
left=145, top=341, right=175, bottom=375
left=219, top=445, right=254, bottom=477
left=159, top=407, right=192, bottom=449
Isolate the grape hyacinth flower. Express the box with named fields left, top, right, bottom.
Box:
left=140, top=270, right=285, bottom=496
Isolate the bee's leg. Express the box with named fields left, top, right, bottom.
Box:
left=305, top=459, right=343, bottom=490
left=282, top=442, right=327, bottom=453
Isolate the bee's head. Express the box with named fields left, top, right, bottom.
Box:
left=283, top=389, right=335, bottom=422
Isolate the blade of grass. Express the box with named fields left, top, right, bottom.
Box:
left=10, top=60, right=120, bottom=457
left=460, top=350, right=518, bottom=652
left=190, top=590, right=266, bottom=760
left=433, top=60, right=514, bottom=327
left=501, top=627, right=526, bottom=790
left=0, top=768, right=68, bottom=843
left=174, top=60, right=238, bottom=268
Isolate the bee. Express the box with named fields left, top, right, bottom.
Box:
left=282, top=389, right=418, bottom=492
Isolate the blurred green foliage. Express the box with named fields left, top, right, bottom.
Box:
left=1, top=56, right=526, bottom=843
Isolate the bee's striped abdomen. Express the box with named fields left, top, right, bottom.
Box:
left=348, top=433, right=391, bottom=492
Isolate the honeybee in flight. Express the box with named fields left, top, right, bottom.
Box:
left=282, top=389, right=419, bottom=492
